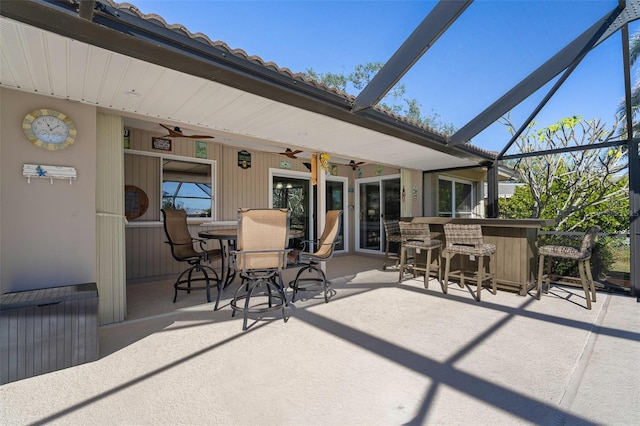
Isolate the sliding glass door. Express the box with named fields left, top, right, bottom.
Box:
left=271, top=172, right=312, bottom=240
left=355, top=175, right=400, bottom=253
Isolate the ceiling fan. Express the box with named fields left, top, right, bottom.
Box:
left=279, top=148, right=303, bottom=159
left=348, top=160, right=366, bottom=170
left=159, top=123, right=214, bottom=139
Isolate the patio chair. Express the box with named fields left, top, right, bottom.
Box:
left=443, top=224, right=496, bottom=302
left=383, top=220, right=402, bottom=270
left=161, top=209, right=223, bottom=308
left=231, top=208, right=291, bottom=330
left=398, top=221, right=442, bottom=289
left=536, top=226, right=600, bottom=310
left=289, top=210, right=343, bottom=303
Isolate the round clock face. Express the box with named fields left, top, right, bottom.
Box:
left=23, top=109, right=77, bottom=150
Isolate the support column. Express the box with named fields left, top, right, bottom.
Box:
left=629, top=138, right=639, bottom=297
left=622, top=24, right=639, bottom=298
left=486, top=162, right=499, bottom=218
left=96, top=113, right=126, bottom=324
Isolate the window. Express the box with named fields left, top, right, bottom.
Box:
left=438, top=178, right=474, bottom=218
left=162, top=159, right=213, bottom=217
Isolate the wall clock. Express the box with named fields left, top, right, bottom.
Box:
left=22, top=108, right=77, bottom=150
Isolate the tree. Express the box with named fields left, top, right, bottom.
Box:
left=498, top=115, right=629, bottom=233
left=303, top=62, right=457, bottom=135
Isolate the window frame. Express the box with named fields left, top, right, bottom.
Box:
left=125, top=149, right=217, bottom=224
left=438, top=176, right=475, bottom=218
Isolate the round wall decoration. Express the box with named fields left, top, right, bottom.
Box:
left=124, top=185, right=149, bottom=220
left=22, top=108, right=77, bottom=150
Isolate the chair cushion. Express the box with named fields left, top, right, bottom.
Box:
left=404, top=239, right=442, bottom=250
left=446, top=243, right=496, bottom=256
left=538, top=244, right=587, bottom=260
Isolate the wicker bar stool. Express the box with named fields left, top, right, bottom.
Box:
left=443, top=224, right=496, bottom=301
left=383, top=220, right=402, bottom=270
left=536, top=226, right=600, bottom=310
left=398, top=221, right=442, bottom=288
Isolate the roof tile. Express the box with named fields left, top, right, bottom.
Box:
left=106, top=0, right=490, bottom=152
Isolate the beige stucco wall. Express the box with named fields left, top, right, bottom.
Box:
left=0, top=88, right=97, bottom=293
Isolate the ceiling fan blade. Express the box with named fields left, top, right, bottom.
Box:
left=159, top=123, right=214, bottom=139
left=187, top=135, right=215, bottom=139
left=159, top=123, right=183, bottom=137
left=279, top=148, right=302, bottom=159
left=349, top=160, right=366, bottom=170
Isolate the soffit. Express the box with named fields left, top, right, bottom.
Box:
left=0, top=15, right=479, bottom=171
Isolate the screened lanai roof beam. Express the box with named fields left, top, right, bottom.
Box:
left=496, top=58, right=587, bottom=160
left=351, top=0, right=472, bottom=113
left=500, top=139, right=628, bottom=161
left=450, top=5, right=624, bottom=145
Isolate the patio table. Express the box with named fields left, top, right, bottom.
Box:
left=198, top=228, right=304, bottom=288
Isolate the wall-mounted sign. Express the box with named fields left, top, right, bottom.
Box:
left=152, top=137, right=171, bottom=151
left=375, top=164, right=384, bottom=176
left=280, top=159, right=291, bottom=169
left=238, top=150, right=251, bottom=169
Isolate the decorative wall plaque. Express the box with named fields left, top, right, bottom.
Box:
left=152, top=137, right=172, bottom=151
left=238, top=150, right=251, bottom=169
left=123, top=129, right=130, bottom=149
left=195, top=140, right=207, bottom=158
left=280, top=159, right=291, bottom=169
left=124, top=185, right=149, bottom=220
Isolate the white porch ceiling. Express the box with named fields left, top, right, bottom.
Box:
left=0, top=16, right=479, bottom=171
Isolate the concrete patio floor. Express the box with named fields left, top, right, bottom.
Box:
left=1, top=255, right=639, bottom=425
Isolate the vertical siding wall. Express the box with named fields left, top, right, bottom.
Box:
left=96, top=113, right=127, bottom=325
left=124, top=127, right=400, bottom=281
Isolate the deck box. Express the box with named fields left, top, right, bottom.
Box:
left=0, top=283, right=98, bottom=385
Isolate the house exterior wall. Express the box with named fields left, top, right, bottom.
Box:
left=0, top=88, right=97, bottom=293
left=0, top=87, right=422, bottom=291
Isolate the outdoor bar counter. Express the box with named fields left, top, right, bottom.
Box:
left=405, top=217, right=555, bottom=296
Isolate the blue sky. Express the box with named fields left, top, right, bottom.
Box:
left=130, top=0, right=636, bottom=153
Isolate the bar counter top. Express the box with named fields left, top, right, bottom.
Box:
left=404, top=217, right=555, bottom=229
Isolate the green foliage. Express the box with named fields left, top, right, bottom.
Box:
left=303, top=63, right=457, bottom=135
left=499, top=115, right=628, bottom=233
left=499, top=115, right=629, bottom=276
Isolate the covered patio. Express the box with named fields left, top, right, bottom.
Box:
left=1, top=256, right=638, bottom=424
left=1, top=0, right=637, bottom=326
left=1, top=1, right=638, bottom=422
